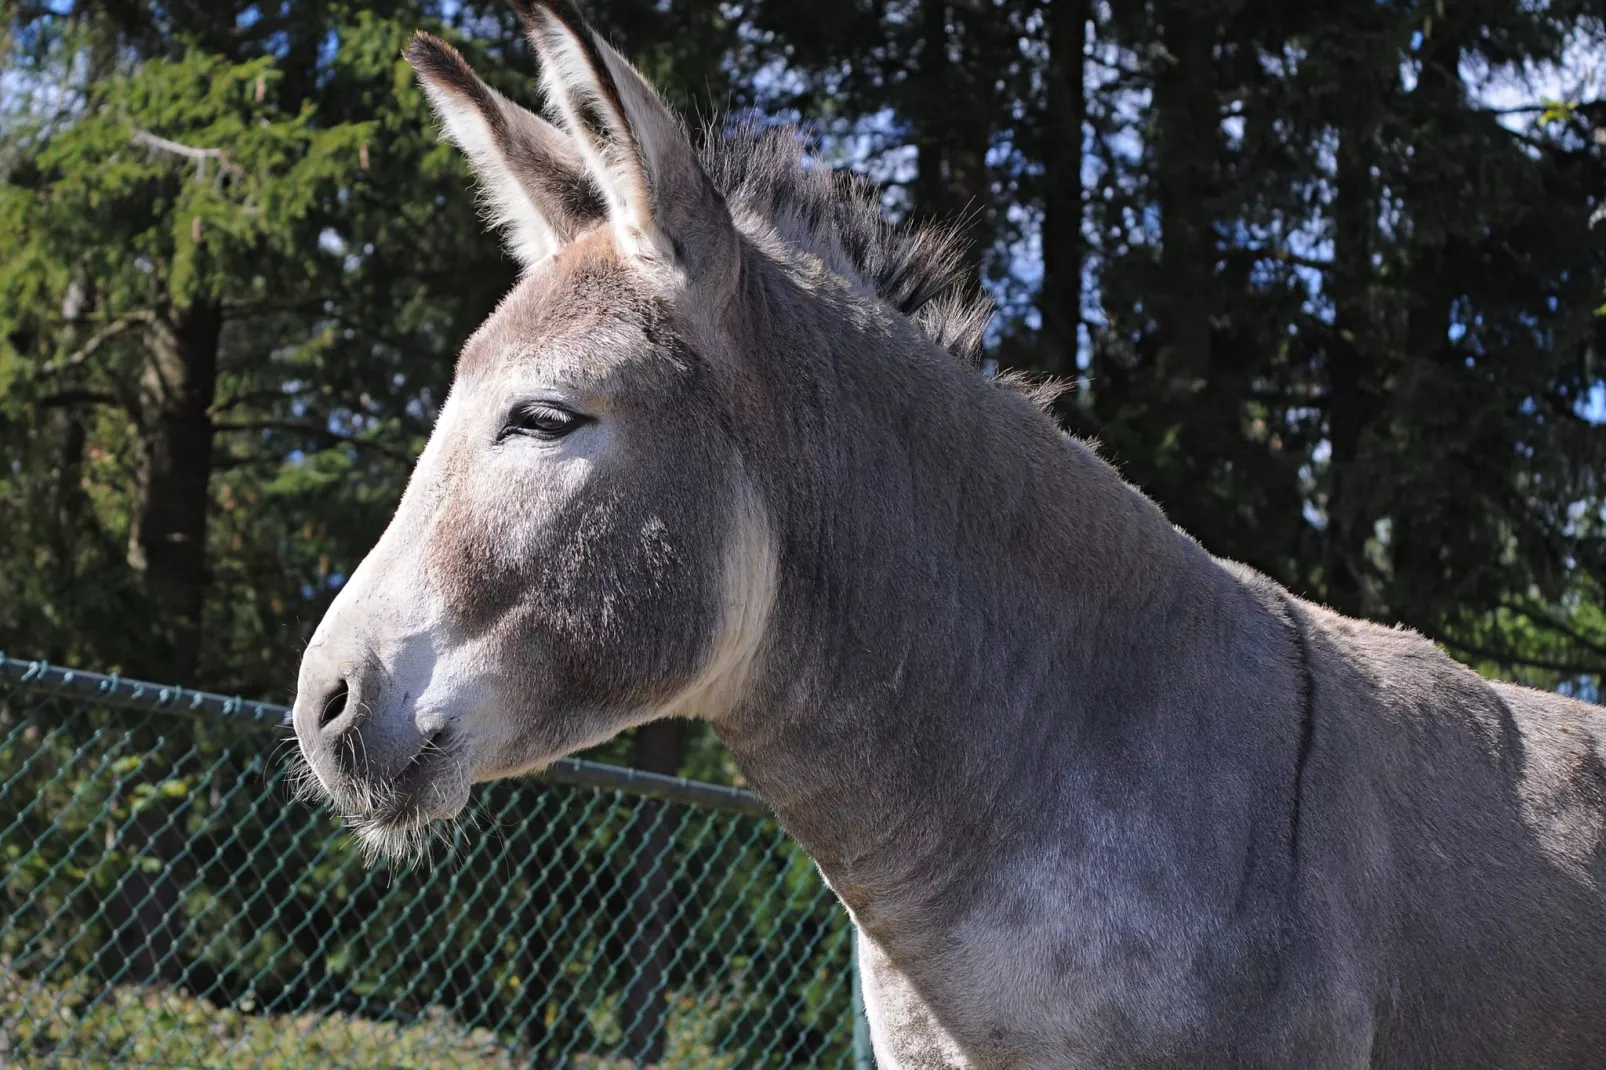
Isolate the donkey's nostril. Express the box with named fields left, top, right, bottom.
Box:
left=319, top=679, right=350, bottom=730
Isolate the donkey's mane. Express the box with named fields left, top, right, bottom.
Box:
left=699, top=123, right=995, bottom=367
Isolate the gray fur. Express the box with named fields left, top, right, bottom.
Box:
left=292, top=4, right=1606, bottom=1066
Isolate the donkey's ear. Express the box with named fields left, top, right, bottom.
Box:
left=510, top=1, right=734, bottom=278
left=405, top=31, right=605, bottom=271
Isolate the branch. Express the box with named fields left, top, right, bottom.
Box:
left=7, top=3, right=62, bottom=25
left=1246, top=389, right=1330, bottom=408
left=220, top=300, right=447, bottom=372
left=1503, top=125, right=1589, bottom=158
left=1495, top=599, right=1606, bottom=662
left=1483, top=103, right=1554, bottom=116
left=131, top=127, right=246, bottom=183
left=41, top=311, right=157, bottom=373
left=1431, top=633, right=1604, bottom=678
left=1242, top=246, right=1334, bottom=273
left=214, top=419, right=411, bottom=462
left=232, top=12, right=299, bottom=40
left=131, top=128, right=227, bottom=161
left=210, top=387, right=308, bottom=415
left=210, top=452, right=284, bottom=472
left=38, top=389, right=121, bottom=409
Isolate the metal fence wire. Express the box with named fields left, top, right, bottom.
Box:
left=0, top=655, right=867, bottom=1068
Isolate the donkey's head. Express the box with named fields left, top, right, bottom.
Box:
left=292, top=1, right=777, bottom=855
left=293, top=0, right=998, bottom=857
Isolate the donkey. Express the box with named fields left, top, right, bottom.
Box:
left=291, top=2, right=1606, bottom=1066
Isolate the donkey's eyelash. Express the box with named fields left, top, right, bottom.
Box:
left=498, top=402, right=590, bottom=442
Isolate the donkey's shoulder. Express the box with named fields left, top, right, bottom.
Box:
left=1291, top=593, right=1606, bottom=842
left=1488, top=678, right=1606, bottom=879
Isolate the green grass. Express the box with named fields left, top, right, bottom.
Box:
left=1, top=973, right=789, bottom=1068
left=0, top=974, right=518, bottom=1069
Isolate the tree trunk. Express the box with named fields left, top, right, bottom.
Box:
left=127, top=300, right=220, bottom=681
left=43, top=391, right=89, bottom=664
left=1399, top=36, right=1461, bottom=378
left=111, top=298, right=221, bottom=987
left=618, top=719, right=687, bottom=1067
left=910, top=1, right=994, bottom=289
left=1039, top=0, right=1089, bottom=375
left=1324, top=120, right=1381, bottom=617
left=911, top=2, right=954, bottom=224
left=1389, top=34, right=1465, bottom=626
left=1152, top=0, right=1218, bottom=396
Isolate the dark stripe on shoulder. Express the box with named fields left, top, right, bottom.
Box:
left=1280, top=592, right=1318, bottom=889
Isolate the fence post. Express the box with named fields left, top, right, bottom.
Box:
left=851, top=927, right=874, bottom=1069
left=619, top=721, right=685, bottom=1066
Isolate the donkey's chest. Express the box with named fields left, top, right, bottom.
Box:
left=854, top=912, right=1228, bottom=1070
left=828, top=822, right=1259, bottom=1067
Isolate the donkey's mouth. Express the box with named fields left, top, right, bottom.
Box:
left=396, top=727, right=451, bottom=788
left=345, top=728, right=472, bottom=858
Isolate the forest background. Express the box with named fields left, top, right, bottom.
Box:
left=3, top=0, right=1605, bottom=781
left=3, top=2, right=1605, bottom=1063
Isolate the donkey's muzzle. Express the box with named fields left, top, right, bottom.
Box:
left=293, top=658, right=431, bottom=804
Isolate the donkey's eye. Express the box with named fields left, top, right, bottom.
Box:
left=500, top=402, right=588, bottom=442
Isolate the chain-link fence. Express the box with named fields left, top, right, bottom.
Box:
left=0, top=655, right=870, bottom=1068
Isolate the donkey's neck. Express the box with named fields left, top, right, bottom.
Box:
left=715, top=294, right=1284, bottom=957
